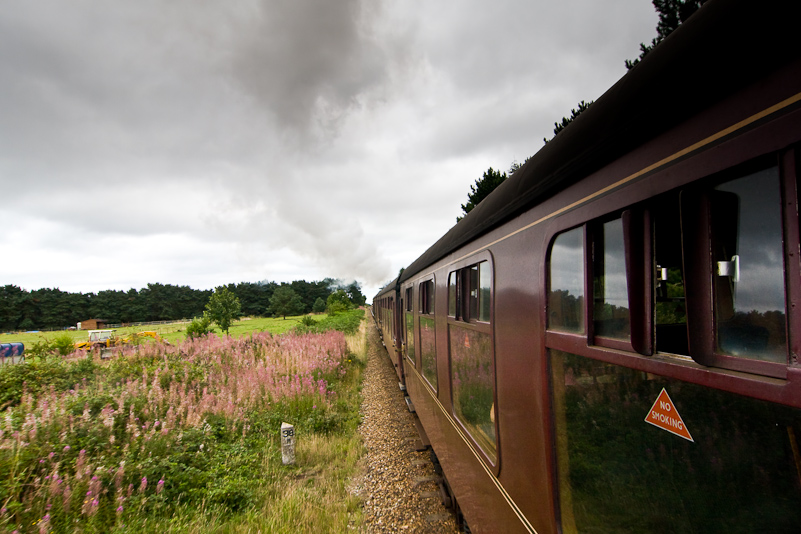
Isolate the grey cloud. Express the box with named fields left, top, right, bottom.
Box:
left=229, top=0, right=390, bottom=138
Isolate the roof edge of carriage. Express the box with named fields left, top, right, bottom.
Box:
left=393, top=0, right=801, bottom=287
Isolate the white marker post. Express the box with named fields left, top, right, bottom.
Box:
left=281, top=422, right=295, bottom=465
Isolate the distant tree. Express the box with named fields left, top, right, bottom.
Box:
left=0, top=285, right=25, bottom=331
left=269, top=286, right=304, bottom=319
left=625, top=0, right=708, bottom=69
left=312, top=297, right=327, bottom=314
left=326, top=290, right=353, bottom=316
left=345, top=281, right=366, bottom=307
left=457, top=167, right=508, bottom=222
left=232, top=281, right=276, bottom=316
left=204, top=287, right=241, bottom=335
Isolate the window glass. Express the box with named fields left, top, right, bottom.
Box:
left=406, top=310, right=415, bottom=362
left=551, top=349, right=801, bottom=533
left=713, top=166, right=787, bottom=363
left=450, top=325, right=496, bottom=461
left=549, top=228, right=585, bottom=333
left=593, top=218, right=630, bottom=340
left=420, top=316, right=437, bottom=390
left=479, top=263, right=491, bottom=322
left=469, top=265, right=480, bottom=320
left=448, top=273, right=457, bottom=316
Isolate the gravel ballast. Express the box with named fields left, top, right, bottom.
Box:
left=350, top=322, right=460, bottom=533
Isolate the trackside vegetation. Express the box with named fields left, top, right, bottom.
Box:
left=0, top=309, right=367, bottom=533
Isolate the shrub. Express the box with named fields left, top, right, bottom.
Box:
left=186, top=316, right=214, bottom=339
left=52, top=332, right=76, bottom=356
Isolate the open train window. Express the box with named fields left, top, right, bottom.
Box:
left=447, top=254, right=497, bottom=466
left=449, top=261, right=491, bottom=323
left=681, top=158, right=792, bottom=377
left=419, top=278, right=437, bottom=391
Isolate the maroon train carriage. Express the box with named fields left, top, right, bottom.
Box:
left=373, top=1, right=801, bottom=532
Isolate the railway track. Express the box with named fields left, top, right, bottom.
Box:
left=349, top=323, right=460, bottom=533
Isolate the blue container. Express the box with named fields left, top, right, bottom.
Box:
left=0, top=343, right=24, bottom=358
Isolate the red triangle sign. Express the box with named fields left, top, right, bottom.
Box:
left=644, top=388, right=694, bottom=442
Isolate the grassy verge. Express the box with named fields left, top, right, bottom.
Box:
left=0, top=310, right=367, bottom=533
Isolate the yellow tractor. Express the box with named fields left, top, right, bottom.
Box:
left=74, top=330, right=166, bottom=352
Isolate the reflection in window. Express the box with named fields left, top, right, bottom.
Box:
left=479, top=263, right=491, bottom=322
left=405, top=288, right=414, bottom=362
left=551, top=349, right=801, bottom=533
left=593, top=218, right=630, bottom=340
left=420, top=279, right=437, bottom=390
left=405, top=311, right=415, bottom=363
left=549, top=228, right=585, bottom=333
left=712, top=166, right=787, bottom=363
left=448, top=273, right=457, bottom=316
left=467, top=262, right=492, bottom=322
left=450, top=325, right=496, bottom=461
left=420, top=316, right=437, bottom=389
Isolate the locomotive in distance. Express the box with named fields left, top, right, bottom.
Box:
left=373, top=0, right=801, bottom=532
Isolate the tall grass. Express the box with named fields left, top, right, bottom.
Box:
left=0, top=310, right=367, bottom=533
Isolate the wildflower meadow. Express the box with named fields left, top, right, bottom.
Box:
left=0, top=309, right=367, bottom=533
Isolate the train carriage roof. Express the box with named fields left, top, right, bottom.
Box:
left=397, top=0, right=801, bottom=285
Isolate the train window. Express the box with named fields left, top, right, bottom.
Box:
left=448, top=273, right=457, bottom=316
left=593, top=218, right=630, bottom=340
left=548, top=227, right=585, bottom=333
left=551, top=349, right=801, bottom=533
left=711, top=166, right=786, bottom=363
left=419, top=279, right=434, bottom=314
left=653, top=193, right=689, bottom=356
left=405, top=287, right=415, bottom=364
left=448, top=256, right=496, bottom=463
left=450, top=261, right=492, bottom=323
left=419, top=279, right=437, bottom=390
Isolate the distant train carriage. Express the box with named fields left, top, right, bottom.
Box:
left=374, top=0, right=801, bottom=532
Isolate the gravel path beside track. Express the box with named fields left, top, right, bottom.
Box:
left=350, top=321, right=460, bottom=533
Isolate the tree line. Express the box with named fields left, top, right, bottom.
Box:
left=0, top=279, right=366, bottom=332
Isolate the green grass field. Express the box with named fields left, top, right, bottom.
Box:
left=1, top=315, right=319, bottom=349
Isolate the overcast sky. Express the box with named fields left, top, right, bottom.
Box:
left=0, top=0, right=656, bottom=299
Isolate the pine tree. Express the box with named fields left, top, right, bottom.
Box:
left=625, top=0, right=708, bottom=69
left=457, top=167, right=508, bottom=222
